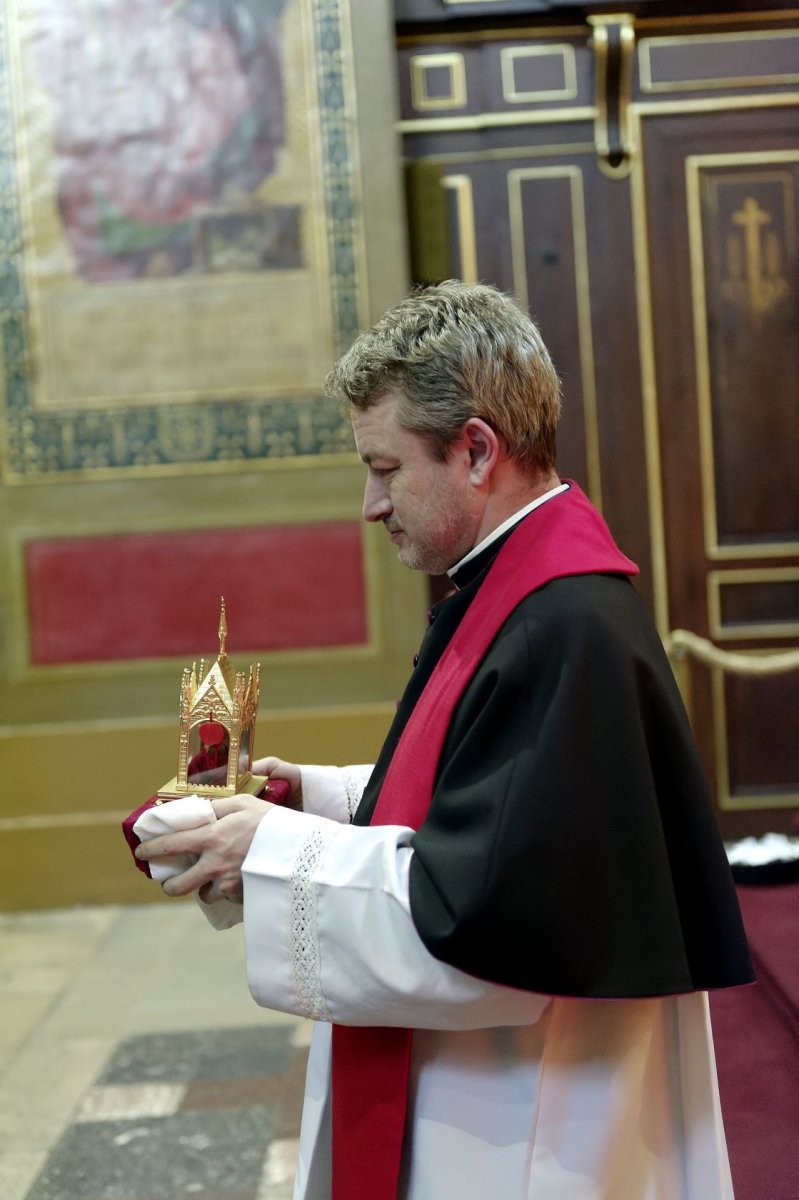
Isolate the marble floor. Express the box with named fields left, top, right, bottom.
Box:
left=0, top=902, right=309, bottom=1200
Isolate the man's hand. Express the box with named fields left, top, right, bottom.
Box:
left=135, top=794, right=272, bottom=904
left=252, top=756, right=303, bottom=811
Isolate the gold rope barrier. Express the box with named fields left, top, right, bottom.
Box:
left=666, top=630, right=799, bottom=676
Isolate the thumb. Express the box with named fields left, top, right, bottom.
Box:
left=252, top=755, right=281, bottom=777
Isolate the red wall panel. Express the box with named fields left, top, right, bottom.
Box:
left=26, top=523, right=368, bottom=665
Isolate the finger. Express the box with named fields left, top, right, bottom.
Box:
left=199, top=879, right=216, bottom=904
left=212, top=795, right=273, bottom=821
left=252, top=756, right=280, bottom=776
left=135, top=836, right=172, bottom=860
left=163, top=875, right=193, bottom=898
left=136, top=828, right=211, bottom=860
left=162, top=860, right=213, bottom=897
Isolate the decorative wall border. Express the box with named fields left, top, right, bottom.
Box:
left=6, top=512, right=387, bottom=686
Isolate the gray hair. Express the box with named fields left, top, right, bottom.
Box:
left=325, top=280, right=561, bottom=474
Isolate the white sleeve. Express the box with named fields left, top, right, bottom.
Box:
left=191, top=765, right=373, bottom=932
left=241, top=807, right=551, bottom=1030
left=300, top=763, right=374, bottom=823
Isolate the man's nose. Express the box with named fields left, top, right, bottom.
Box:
left=363, top=473, right=392, bottom=522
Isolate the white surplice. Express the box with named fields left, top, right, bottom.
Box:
left=229, top=764, right=735, bottom=1200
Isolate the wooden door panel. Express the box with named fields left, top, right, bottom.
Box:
left=724, top=672, right=799, bottom=796
left=404, top=131, right=654, bottom=610
left=641, top=104, right=799, bottom=835
left=695, top=165, right=799, bottom=548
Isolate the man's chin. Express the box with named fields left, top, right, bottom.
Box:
left=397, top=544, right=447, bottom=574
left=396, top=543, right=423, bottom=571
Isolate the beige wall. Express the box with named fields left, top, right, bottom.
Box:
left=0, top=0, right=422, bottom=910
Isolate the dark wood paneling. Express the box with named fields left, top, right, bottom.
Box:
left=512, top=171, right=591, bottom=488
left=718, top=577, right=799, bottom=630
left=637, top=26, right=799, bottom=98
left=699, top=168, right=799, bottom=546
left=725, top=673, right=799, bottom=797
left=642, top=104, right=799, bottom=834
left=397, top=35, right=593, bottom=121
left=400, top=14, right=799, bottom=836
left=395, top=0, right=792, bottom=20
left=397, top=44, right=481, bottom=117
left=401, top=125, right=654, bottom=608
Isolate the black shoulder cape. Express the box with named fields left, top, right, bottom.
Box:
left=356, top=500, right=754, bottom=999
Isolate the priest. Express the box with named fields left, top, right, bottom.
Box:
left=133, top=281, right=754, bottom=1200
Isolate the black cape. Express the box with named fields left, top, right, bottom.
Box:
left=355, top=520, right=754, bottom=999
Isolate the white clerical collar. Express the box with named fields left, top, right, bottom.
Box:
left=447, top=481, right=570, bottom=578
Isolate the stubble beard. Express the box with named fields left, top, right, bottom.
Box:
left=397, top=540, right=450, bottom=574
left=394, top=493, right=478, bottom=575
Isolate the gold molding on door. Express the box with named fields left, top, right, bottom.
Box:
left=398, top=12, right=799, bottom=47
left=639, top=29, right=799, bottom=93
left=628, top=106, right=671, bottom=637
left=409, top=53, right=468, bottom=112
left=499, top=45, right=578, bottom=104
left=637, top=11, right=799, bottom=31
left=398, top=28, right=586, bottom=49
left=685, top=150, right=799, bottom=561
left=712, top=664, right=799, bottom=811
left=441, top=175, right=479, bottom=283
left=708, top=568, right=799, bottom=641
left=398, top=107, right=596, bottom=135
left=634, top=93, right=799, bottom=117
left=406, top=144, right=597, bottom=166
left=669, top=633, right=799, bottom=811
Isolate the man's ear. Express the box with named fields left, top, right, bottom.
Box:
left=463, top=418, right=500, bottom=485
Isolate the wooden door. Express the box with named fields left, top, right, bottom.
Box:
left=640, top=92, right=799, bottom=838
left=397, top=12, right=799, bottom=836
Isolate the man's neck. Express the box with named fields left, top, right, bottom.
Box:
left=472, top=469, right=561, bottom=545
left=449, top=479, right=569, bottom=577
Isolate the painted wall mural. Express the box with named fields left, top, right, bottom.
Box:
left=0, top=0, right=363, bottom=477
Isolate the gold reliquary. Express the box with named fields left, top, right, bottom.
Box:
left=157, top=597, right=265, bottom=802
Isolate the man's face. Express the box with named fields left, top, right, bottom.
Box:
left=352, top=392, right=480, bottom=574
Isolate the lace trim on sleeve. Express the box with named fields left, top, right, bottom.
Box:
left=288, top=825, right=334, bottom=1022
left=343, top=765, right=373, bottom=822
